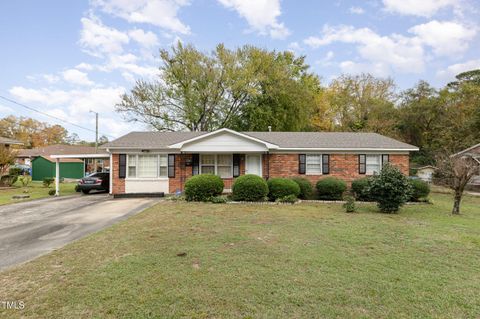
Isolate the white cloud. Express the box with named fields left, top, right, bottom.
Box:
left=9, top=87, right=71, bottom=106
left=75, top=63, right=94, bottom=71
left=128, top=28, right=159, bottom=48
left=0, top=104, right=14, bottom=114
left=217, top=0, right=290, bottom=39
left=437, top=59, right=480, bottom=79
left=339, top=61, right=390, bottom=77
left=93, top=0, right=191, bottom=35
left=102, top=53, right=159, bottom=79
left=316, top=51, right=335, bottom=67
left=409, top=20, right=476, bottom=56
left=287, top=41, right=302, bottom=53
left=43, top=74, right=60, bottom=84
left=304, top=25, right=425, bottom=74
left=349, top=6, right=365, bottom=14
left=79, top=15, right=129, bottom=57
left=9, top=86, right=130, bottom=138
left=382, top=0, right=457, bottom=17
left=62, top=69, right=94, bottom=86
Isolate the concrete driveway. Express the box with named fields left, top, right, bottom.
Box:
left=0, top=194, right=159, bottom=271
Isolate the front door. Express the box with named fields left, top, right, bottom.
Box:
left=246, top=155, right=262, bottom=176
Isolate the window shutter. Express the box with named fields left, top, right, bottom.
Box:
left=382, top=154, right=389, bottom=166
left=359, top=154, right=366, bottom=174
left=299, top=154, right=306, bottom=174
left=322, top=154, right=330, bottom=174
left=118, top=154, right=126, bottom=179
left=168, top=154, right=175, bottom=178
left=192, top=154, right=199, bottom=175
left=233, top=154, right=241, bottom=177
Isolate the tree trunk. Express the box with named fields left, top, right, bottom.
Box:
left=452, top=191, right=463, bottom=215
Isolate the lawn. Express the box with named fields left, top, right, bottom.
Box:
left=0, top=181, right=77, bottom=205
left=1, top=192, right=480, bottom=318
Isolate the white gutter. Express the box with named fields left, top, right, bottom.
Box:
left=274, top=147, right=419, bottom=152
left=50, top=153, right=110, bottom=159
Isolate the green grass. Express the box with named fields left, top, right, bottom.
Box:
left=1, top=193, right=480, bottom=318
left=0, top=181, right=77, bottom=205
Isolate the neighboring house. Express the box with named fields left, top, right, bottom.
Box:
left=101, top=128, right=418, bottom=195
left=0, top=136, right=23, bottom=149
left=416, top=165, right=436, bottom=182
left=16, top=145, right=109, bottom=181
left=453, top=143, right=480, bottom=187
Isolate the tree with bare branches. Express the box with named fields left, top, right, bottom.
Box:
left=435, top=153, right=479, bottom=214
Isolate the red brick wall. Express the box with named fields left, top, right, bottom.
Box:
left=112, top=152, right=411, bottom=194
left=111, top=154, right=125, bottom=194
left=264, top=153, right=409, bottom=185
left=169, top=154, right=246, bottom=192
left=389, top=154, right=409, bottom=175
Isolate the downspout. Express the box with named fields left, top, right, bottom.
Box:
left=266, top=151, right=270, bottom=180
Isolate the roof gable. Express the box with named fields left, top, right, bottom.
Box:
left=169, top=128, right=279, bottom=151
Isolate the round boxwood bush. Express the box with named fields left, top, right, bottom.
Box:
left=409, top=179, right=430, bottom=201
left=369, top=164, right=412, bottom=213
left=291, top=177, right=313, bottom=199
left=351, top=177, right=374, bottom=201
left=232, top=174, right=268, bottom=201
left=316, top=177, right=347, bottom=200
left=184, top=174, right=224, bottom=202
left=267, top=178, right=300, bottom=201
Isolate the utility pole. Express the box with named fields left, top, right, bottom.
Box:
left=90, top=110, right=98, bottom=153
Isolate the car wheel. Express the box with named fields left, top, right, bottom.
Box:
left=82, top=189, right=90, bottom=194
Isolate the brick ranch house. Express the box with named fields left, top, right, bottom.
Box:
left=100, top=128, right=418, bottom=196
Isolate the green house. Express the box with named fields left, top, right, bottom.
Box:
left=31, top=156, right=84, bottom=181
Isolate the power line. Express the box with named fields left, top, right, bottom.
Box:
left=0, top=95, right=116, bottom=139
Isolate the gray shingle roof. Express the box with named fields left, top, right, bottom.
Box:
left=102, top=131, right=418, bottom=150
left=245, top=132, right=417, bottom=149
left=0, top=136, right=23, bottom=145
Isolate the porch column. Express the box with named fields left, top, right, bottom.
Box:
left=109, top=153, right=113, bottom=195
left=55, top=158, right=60, bottom=196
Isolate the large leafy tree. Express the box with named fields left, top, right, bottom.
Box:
left=116, top=43, right=321, bottom=132
left=0, top=116, right=68, bottom=148
left=315, top=73, right=397, bottom=135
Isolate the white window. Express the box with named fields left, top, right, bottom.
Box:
left=366, top=155, right=381, bottom=175
left=217, top=154, right=233, bottom=178
left=306, top=154, right=322, bottom=175
left=200, top=154, right=215, bottom=175
left=127, top=154, right=168, bottom=178
left=200, top=154, right=233, bottom=178
left=128, top=155, right=137, bottom=177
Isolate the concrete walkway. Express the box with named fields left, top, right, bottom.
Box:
left=0, top=194, right=159, bottom=271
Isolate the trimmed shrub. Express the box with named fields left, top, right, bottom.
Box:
left=209, top=195, right=229, bottom=204
left=9, top=167, right=22, bottom=176
left=48, top=189, right=56, bottom=196
left=351, top=177, right=374, bottom=201
left=0, top=174, right=18, bottom=187
left=232, top=174, right=268, bottom=202
left=18, top=175, right=31, bottom=187
left=291, top=177, right=313, bottom=199
left=267, top=178, right=300, bottom=201
left=409, top=179, right=430, bottom=201
left=343, top=195, right=356, bottom=213
left=184, top=174, right=224, bottom=202
left=276, top=194, right=298, bottom=204
left=369, top=164, right=412, bottom=213
left=316, top=177, right=347, bottom=200
left=43, top=177, right=54, bottom=188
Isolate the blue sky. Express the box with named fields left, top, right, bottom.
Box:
left=1, top=0, right=479, bottom=140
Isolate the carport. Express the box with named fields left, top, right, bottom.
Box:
left=50, top=153, right=111, bottom=196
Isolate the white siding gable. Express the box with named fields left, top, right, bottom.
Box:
left=181, top=131, right=268, bottom=152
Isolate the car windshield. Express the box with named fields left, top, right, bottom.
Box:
left=86, top=173, right=108, bottom=178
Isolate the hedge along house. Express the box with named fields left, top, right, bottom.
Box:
left=100, top=128, right=418, bottom=196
